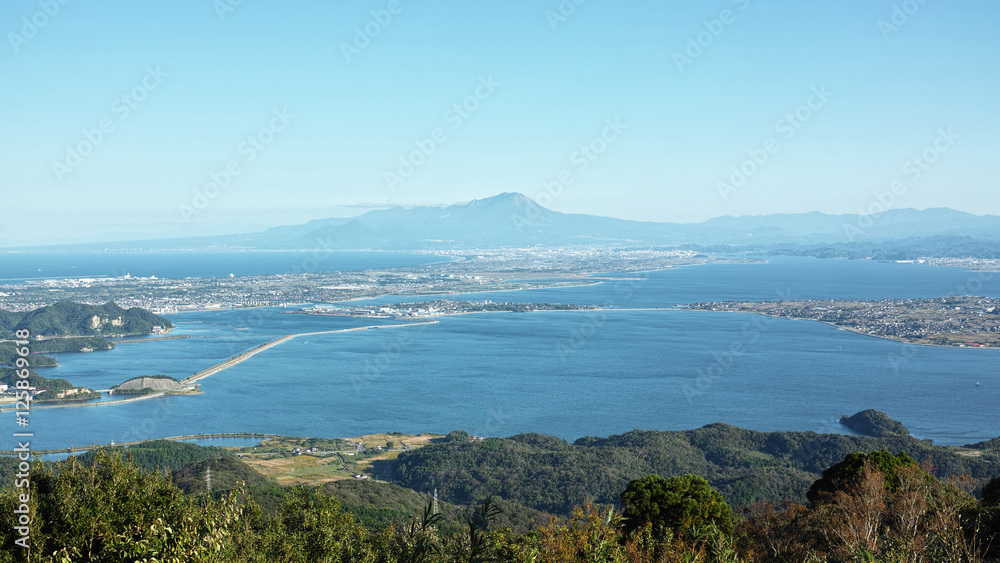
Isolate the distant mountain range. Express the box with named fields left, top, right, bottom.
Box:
left=17, top=193, right=1000, bottom=255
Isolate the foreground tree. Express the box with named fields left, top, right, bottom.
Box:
left=983, top=476, right=1000, bottom=508
left=806, top=449, right=919, bottom=504
left=755, top=450, right=990, bottom=562
left=2, top=446, right=996, bottom=562
left=978, top=476, right=1000, bottom=561
left=0, top=451, right=245, bottom=562
left=620, top=474, right=736, bottom=541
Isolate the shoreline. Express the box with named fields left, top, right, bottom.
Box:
left=330, top=279, right=602, bottom=306
left=5, top=389, right=174, bottom=412
left=3, top=321, right=439, bottom=412
left=0, top=432, right=285, bottom=456
left=677, top=308, right=1000, bottom=350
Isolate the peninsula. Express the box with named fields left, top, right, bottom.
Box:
left=686, top=296, right=1000, bottom=348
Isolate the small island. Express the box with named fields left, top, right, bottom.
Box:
left=685, top=296, right=1000, bottom=348
left=110, top=375, right=198, bottom=396
left=840, top=409, right=911, bottom=438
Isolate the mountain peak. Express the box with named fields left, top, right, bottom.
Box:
left=463, top=192, right=541, bottom=210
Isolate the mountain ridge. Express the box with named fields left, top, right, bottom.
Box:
left=9, top=193, right=1000, bottom=251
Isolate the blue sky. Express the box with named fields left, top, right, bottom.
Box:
left=1, top=0, right=997, bottom=245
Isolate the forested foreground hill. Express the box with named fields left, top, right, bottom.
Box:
left=395, top=420, right=1000, bottom=513
left=2, top=440, right=1000, bottom=561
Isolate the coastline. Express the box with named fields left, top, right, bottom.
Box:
left=5, top=389, right=174, bottom=412
left=3, top=321, right=440, bottom=412
left=0, top=432, right=284, bottom=456
left=677, top=308, right=1000, bottom=350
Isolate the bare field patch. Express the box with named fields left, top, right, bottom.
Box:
left=239, top=433, right=442, bottom=486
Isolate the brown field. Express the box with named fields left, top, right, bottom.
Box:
left=240, top=433, right=442, bottom=487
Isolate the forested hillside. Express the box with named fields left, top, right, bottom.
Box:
left=0, top=367, right=100, bottom=402
left=1, top=446, right=998, bottom=561
left=395, top=419, right=1000, bottom=513
left=0, top=301, right=172, bottom=338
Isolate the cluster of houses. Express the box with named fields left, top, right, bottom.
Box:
left=0, top=383, right=50, bottom=401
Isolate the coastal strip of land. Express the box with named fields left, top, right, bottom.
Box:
left=684, top=297, right=1000, bottom=348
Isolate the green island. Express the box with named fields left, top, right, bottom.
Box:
left=0, top=337, right=116, bottom=368
left=0, top=300, right=173, bottom=339
left=0, top=302, right=175, bottom=406
left=2, top=412, right=999, bottom=561
left=0, top=301, right=174, bottom=362
left=686, top=296, right=1000, bottom=348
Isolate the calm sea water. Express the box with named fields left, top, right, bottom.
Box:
left=0, top=251, right=445, bottom=283
left=13, top=257, right=1000, bottom=449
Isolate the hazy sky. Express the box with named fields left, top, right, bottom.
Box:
left=1, top=0, right=998, bottom=245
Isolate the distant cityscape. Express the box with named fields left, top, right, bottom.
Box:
left=297, top=300, right=597, bottom=319
left=0, top=248, right=721, bottom=312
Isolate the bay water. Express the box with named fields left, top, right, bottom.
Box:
left=11, top=256, right=1000, bottom=450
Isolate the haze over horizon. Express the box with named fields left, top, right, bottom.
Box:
left=15, top=192, right=1000, bottom=247
left=2, top=1, right=998, bottom=246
